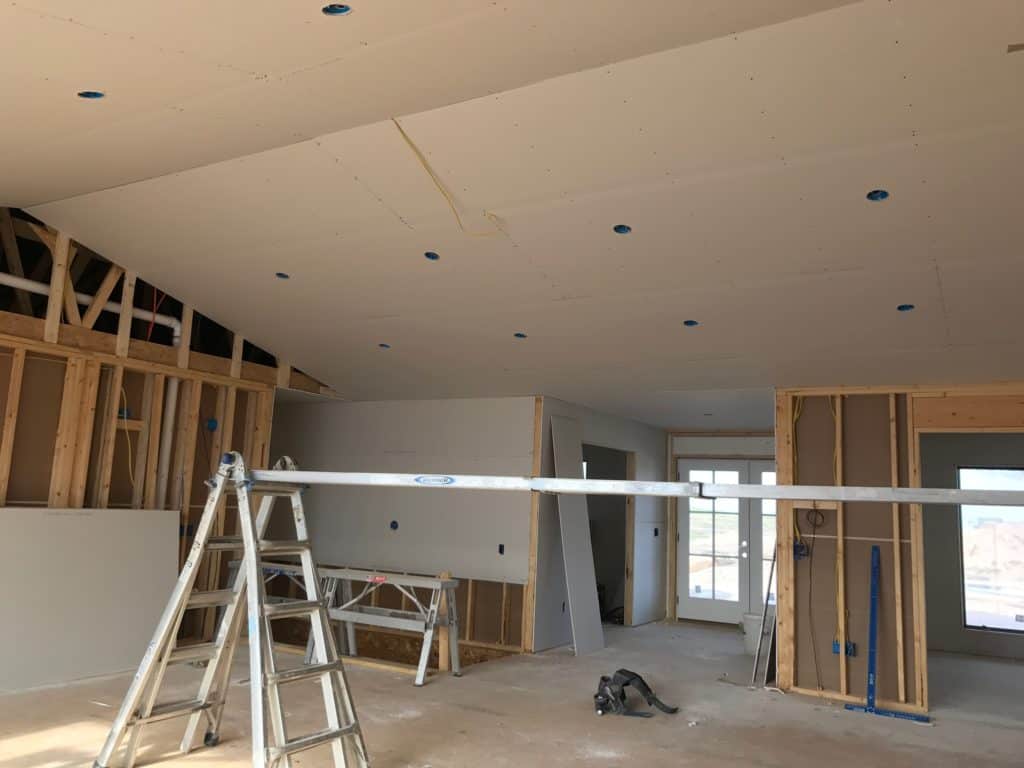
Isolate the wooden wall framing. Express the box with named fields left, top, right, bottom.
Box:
left=775, top=382, right=1024, bottom=713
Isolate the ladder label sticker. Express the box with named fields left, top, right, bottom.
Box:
left=414, top=475, right=456, bottom=486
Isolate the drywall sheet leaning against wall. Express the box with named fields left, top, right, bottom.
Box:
left=0, top=507, right=177, bottom=692
left=551, top=414, right=604, bottom=654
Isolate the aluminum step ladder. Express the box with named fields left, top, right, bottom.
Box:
left=94, top=453, right=369, bottom=768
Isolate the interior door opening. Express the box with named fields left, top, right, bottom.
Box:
left=583, top=443, right=631, bottom=626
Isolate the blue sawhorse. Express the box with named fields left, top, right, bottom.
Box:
left=844, top=545, right=931, bottom=724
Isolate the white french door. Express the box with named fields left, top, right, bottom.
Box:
left=676, top=459, right=776, bottom=624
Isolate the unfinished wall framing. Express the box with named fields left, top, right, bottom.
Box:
left=775, top=382, right=1024, bottom=713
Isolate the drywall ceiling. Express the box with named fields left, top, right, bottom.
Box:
left=16, top=1, right=1024, bottom=428
left=0, top=0, right=853, bottom=205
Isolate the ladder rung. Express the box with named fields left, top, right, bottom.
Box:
left=259, top=540, right=311, bottom=557
left=249, top=482, right=306, bottom=495
left=268, top=660, right=345, bottom=685
left=134, top=698, right=210, bottom=725
left=167, top=642, right=219, bottom=664
left=187, top=589, right=236, bottom=608
left=269, top=725, right=359, bottom=759
left=263, top=600, right=322, bottom=619
left=207, top=536, right=243, bottom=551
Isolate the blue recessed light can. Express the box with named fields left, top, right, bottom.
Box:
left=683, top=319, right=700, bottom=327
left=378, top=343, right=391, bottom=349
left=275, top=271, right=290, bottom=280
left=866, top=189, right=890, bottom=201
left=77, top=90, right=105, bottom=100
left=514, top=332, right=528, bottom=339
left=322, top=3, right=352, bottom=15
left=613, top=224, right=632, bottom=234
left=424, top=251, right=440, bottom=261
left=897, top=304, right=915, bottom=312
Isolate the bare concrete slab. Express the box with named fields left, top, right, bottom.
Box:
left=1, top=623, right=1020, bottom=768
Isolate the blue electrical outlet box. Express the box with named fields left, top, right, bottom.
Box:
left=794, top=541, right=809, bottom=560
left=832, top=640, right=857, bottom=656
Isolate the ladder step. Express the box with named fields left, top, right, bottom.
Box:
left=263, top=599, right=323, bottom=619
left=207, top=536, right=243, bottom=551
left=249, top=482, right=307, bottom=496
left=259, top=540, right=311, bottom=557
left=268, top=660, right=346, bottom=685
left=134, top=698, right=210, bottom=725
left=167, top=642, right=219, bottom=664
left=269, top=725, right=359, bottom=759
left=187, top=589, right=236, bottom=608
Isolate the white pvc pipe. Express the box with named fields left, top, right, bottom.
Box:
left=246, top=468, right=1024, bottom=508
left=0, top=272, right=181, bottom=344
left=155, top=377, right=179, bottom=509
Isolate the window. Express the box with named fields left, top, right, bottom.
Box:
left=958, top=468, right=1024, bottom=633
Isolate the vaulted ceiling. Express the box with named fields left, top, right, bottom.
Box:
left=4, top=1, right=1024, bottom=427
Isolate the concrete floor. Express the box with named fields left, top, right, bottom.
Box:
left=2, top=622, right=1022, bottom=768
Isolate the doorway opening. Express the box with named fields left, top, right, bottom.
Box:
left=582, top=443, right=634, bottom=626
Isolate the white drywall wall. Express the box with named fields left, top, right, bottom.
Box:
left=0, top=508, right=177, bottom=692
left=270, top=397, right=536, bottom=583
left=534, top=398, right=667, bottom=651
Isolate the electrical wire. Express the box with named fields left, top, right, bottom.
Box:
left=391, top=117, right=501, bottom=238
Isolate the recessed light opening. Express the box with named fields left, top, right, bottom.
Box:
left=275, top=272, right=290, bottom=280
left=378, top=343, right=392, bottom=349
left=77, top=90, right=105, bottom=99
left=683, top=319, right=700, bottom=327
left=897, top=304, right=915, bottom=312
left=424, top=251, right=440, bottom=261
left=513, top=332, right=528, bottom=339
left=613, top=224, right=632, bottom=234
left=866, top=189, right=890, bottom=201
left=322, top=4, right=352, bottom=15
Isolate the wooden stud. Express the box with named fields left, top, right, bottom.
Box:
left=95, top=365, right=126, bottom=508
left=834, top=395, right=848, bottom=696
left=230, top=334, right=244, bottom=379
left=131, top=374, right=156, bottom=508
left=438, top=570, right=452, bottom=672
left=68, top=359, right=101, bottom=507
left=889, top=394, right=906, bottom=703
left=200, top=384, right=234, bottom=640
left=0, top=208, right=34, bottom=315
left=774, top=392, right=796, bottom=690
left=143, top=374, right=166, bottom=509
left=177, top=306, right=193, bottom=369
left=62, top=249, right=82, bottom=326
left=48, top=357, right=85, bottom=505
left=464, top=579, right=476, bottom=642
left=665, top=432, right=677, bottom=620
left=172, top=380, right=202, bottom=566
left=0, top=348, right=27, bottom=504
left=115, top=271, right=137, bottom=357
left=44, top=232, right=72, bottom=344
left=522, top=396, right=543, bottom=652
left=81, top=265, right=124, bottom=329
left=26, top=221, right=57, bottom=252
left=907, top=396, right=928, bottom=709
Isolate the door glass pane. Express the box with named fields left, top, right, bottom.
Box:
left=713, top=557, right=740, bottom=601
left=714, top=513, right=738, bottom=556
left=714, top=496, right=738, bottom=513
left=689, top=556, right=713, bottom=599
left=762, top=559, right=777, bottom=605
left=689, top=497, right=713, bottom=512
left=958, top=468, right=1024, bottom=633
left=689, top=469, right=713, bottom=483
left=689, top=513, right=714, bottom=555
left=713, top=470, right=739, bottom=484
left=762, top=515, right=776, bottom=556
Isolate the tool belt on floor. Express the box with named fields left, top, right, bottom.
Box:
left=593, top=669, right=679, bottom=718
